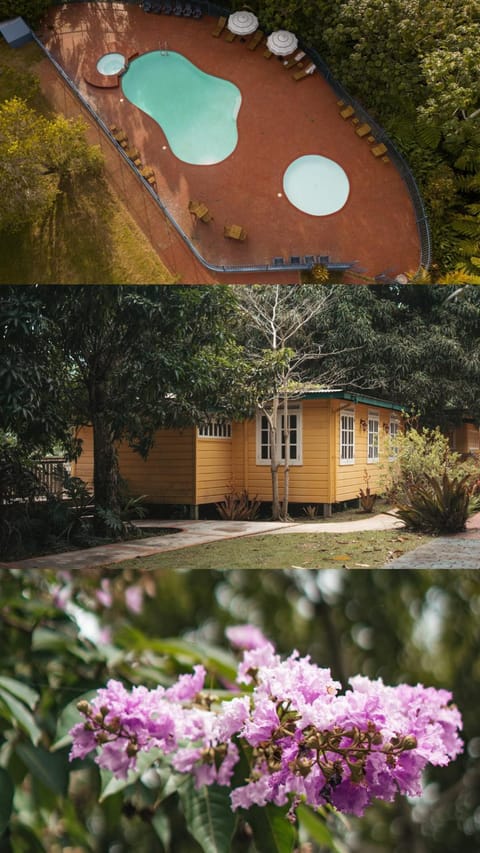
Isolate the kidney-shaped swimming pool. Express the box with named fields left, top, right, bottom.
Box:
left=121, top=51, right=241, bottom=166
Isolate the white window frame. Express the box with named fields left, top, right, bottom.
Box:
left=389, top=416, right=400, bottom=460
left=256, top=406, right=302, bottom=466
left=198, top=420, right=232, bottom=439
left=367, top=411, right=380, bottom=463
left=340, top=408, right=355, bottom=465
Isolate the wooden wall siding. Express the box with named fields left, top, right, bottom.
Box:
left=333, top=403, right=392, bottom=501
left=195, top=436, right=234, bottom=503
left=454, top=423, right=480, bottom=455
left=118, top=429, right=196, bottom=503
left=233, top=400, right=332, bottom=504
left=72, top=427, right=196, bottom=503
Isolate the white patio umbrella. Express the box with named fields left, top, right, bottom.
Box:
left=266, top=29, right=298, bottom=56
left=227, top=10, right=259, bottom=36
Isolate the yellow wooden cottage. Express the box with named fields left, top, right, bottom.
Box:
left=72, top=391, right=405, bottom=518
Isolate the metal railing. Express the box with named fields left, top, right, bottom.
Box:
left=37, top=1, right=431, bottom=275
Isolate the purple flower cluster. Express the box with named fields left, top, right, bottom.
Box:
left=69, top=628, right=463, bottom=818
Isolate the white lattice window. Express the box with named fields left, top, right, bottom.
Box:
left=367, top=412, right=380, bottom=463
left=340, top=410, right=355, bottom=465
left=389, top=416, right=400, bottom=459
left=198, top=420, right=232, bottom=439
left=256, top=407, right=302, bottom=465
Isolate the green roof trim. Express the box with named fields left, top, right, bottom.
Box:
left=297, top=389, right=405, bottom=412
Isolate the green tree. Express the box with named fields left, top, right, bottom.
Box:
left=0, top=285, right=252, bottom=534
left=0, top=98, right=103, bottom=232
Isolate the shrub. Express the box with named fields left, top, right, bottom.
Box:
left=216, top=489, right=261, bottom=521
left=394, top=471, right=480, bottom=534
left=384, top=425, right=478, bottom=504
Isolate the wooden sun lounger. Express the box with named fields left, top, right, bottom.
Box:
left=263, top=47, right=273, bottom=58
left=126, top=147, right=142, bottom=167
left=224, top=224, right=247, bottom=241
left=188, top=200, right=213, bottom=222
left=224, top=29, right=237, bottom=42
left=292, top=63, right=315, bottom=81
left=284, top=50, right=306, bottom=69
left=340, top=105, right=355, bottom=119
left=212, top=15, right=226, bottom=37
left=371, top=142, right=388, bottom=157
left=247, top=29, right=264, bottom=50
left=355, top=122, right=371, bottom=137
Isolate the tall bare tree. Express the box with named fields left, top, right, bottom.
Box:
left=237, top=285, right=353, bottom=521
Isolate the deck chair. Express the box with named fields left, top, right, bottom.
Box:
left=183, top=3, right=192, bottom=15
left=192, top=4, right=202, bottom=17
left=340, top=105, right=355, bottom=119
left=293, top=62, right=315, bottom=81
left=126, top=147, right=142, bottom=167
left=247, top=29, right=264, bottom=50
left=284, top=50, right=305, bottom=69
left=212, top=15, right=227, bottom=37
left=355, top=122, right=371, bottom=137
left=263, top=47, right=273, bottom=58
left=371, top=142, right=387, bottom=158
left=225, top=29, right=237, bottom=42
left=224, top=224, right=247, bottom=241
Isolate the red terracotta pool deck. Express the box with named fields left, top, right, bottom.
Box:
left=38, top=3, right=421, bottom=284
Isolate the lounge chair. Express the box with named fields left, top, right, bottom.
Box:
left=192, top=4, right=202, bottom=18
left=355, top=122, right=371, bottom=137
left=292, top=62, right=315, bottom=81
left=224, top=224, right=247, bottom=241
left=126, top=147, right=142, bottom=167
left=188, top=200, right=213, bottom=223
left=247, top=29, right=264, bottom=50
left=143, top=1, right=153, bottom=11
left=162, top=2, right=172, bottom=12
left=371, top=142, right=387, bottom=157
left=183, top=3, right=192, bottom=15
left=273, top=257, right=284, bottom=266
left=173, top=1, right=183, bottom=14
left=284, top=50, right=306, bottom=69
left=263, top=47, right=273, bottom=58
left=225, top=29, right=237, bottom=42
left=212, top=16, right=227, bottom=37
left=340, top=105, right=355, bottom=119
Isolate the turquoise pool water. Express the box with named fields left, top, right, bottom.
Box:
left=121, top=51, right=241, bottom=165
left=283, top=154, right=350, bottom=216
left=97, top=52, right=125, bottom=76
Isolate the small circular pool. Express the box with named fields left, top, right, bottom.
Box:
left=96, top=52, right=125, bottom=76
left=283, top=154, right=350, bottom=216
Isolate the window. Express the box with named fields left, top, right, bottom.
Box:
left=389, top=416, right=400, bottom=459
left=367, top=412, right=380, bottom=463
left=256, top=407, right=302, bottom=465
left=198, top=420, right=232, bottom=439
left=340, top=409, right=355, bottom=465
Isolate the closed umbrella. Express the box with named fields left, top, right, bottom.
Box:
left=266, top=30, right=298, bottom=56
left=227, top=10, right=259, bottom=36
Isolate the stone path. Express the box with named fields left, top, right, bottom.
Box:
left=3, top=514, right=479, bottom=570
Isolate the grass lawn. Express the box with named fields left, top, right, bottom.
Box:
left=0, top=42, right=174, bottom=284
left=97, top=529, right=429, bottom=570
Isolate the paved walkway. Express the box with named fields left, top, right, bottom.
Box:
left=3, top=514, right=479, bottom=570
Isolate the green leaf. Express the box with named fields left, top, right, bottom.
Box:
left=15, top=743, right=69, bottom=796
left=179, top=777, right=237, bottom=853
left=0, top=687, right=42, bottom=745
left=297, top=804, right=347, bottom=853
left=0, top=767, right=14, bottom=835
left=244, top=803, right=297, bottom=853
left=0, top=676, right=39, bottom=710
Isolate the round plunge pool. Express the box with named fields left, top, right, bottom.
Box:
left=96, top=52, right=126, bottom=76
left=283, top=154, right=350, bottom=216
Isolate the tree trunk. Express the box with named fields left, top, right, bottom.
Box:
left=91, top=376, right=121, bottom=534
left=281, top=391, right=290, bottom=521
left=269, top=397, right=282, bottom=520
